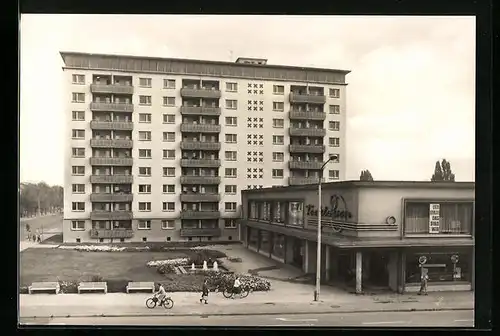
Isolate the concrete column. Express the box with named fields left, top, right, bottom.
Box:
left=388, top=251, right=398, bottom=292
left=355, top=251, right=363, bottom=294
left=304, top=240, right=309, bottom=273
left=325, top=245, right=331, bottom=282
left=398, top=251, right=406, bottom=294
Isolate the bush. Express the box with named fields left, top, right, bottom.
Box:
left=157, top=264, right=176, bottom=275
left=205, top=272, right=271, bottom=292
left=58, top=280, right=79, bottom=293
left=159, top=274, right=206, bottom=292
left=185, top=249, right=227, bottom=266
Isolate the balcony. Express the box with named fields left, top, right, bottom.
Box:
left=90, top=121, right=134, bottom=131
left=180, top=123, right=221, bottom=133
left=180, top=228, right=222, bottom=237
left=180, top=176, right=221, bottom=185
left=180, top=159, right=221, bottom=168
left=90, top=84, right=134, bottom=95
left=180, top=141, right=221, bottom=151
left=289, top=111, right=326, bottom=121
left=90, top=102, right=134, bottom=112
left=90, top=211, right=133, bottom=221
left=289, top=144, right=325, bottom=154
left=289, top=161, right=323, bottom=170
left=180, top=88, right=221, bottom=99
left=180, top=210, right=221, bottom=220
left=180, top=106, right=221, bottom=116
left=180, top=193, right=220, bottom=202
left=90, top=175, right=133, bottom=184
left=90, top=193, right=133, bottom=202
left=90, top=139, right=133, bottom=149
left=90, top=157, right=133, bottom=166
left=289, top=92, right=326, bottom=104
left=89, top=229, right=134, bottom=239
left=288, top=177, right=319, bottom=185
left=289, top=127, right=326, bottom=137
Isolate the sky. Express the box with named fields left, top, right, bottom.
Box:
left=20, top=15, right=476, bottom=186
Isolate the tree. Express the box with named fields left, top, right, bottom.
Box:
left=431, top=159, right=456, bottom=182
left=19, top=182, right=63, bottom=217
left=360, top=169, right=374, bottom=181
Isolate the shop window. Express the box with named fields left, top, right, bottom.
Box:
left=260, top=230, right=271, bottom=253
left=405, top=202, right=473, bottom=235
left=405, top=252, right=471, bottom=284
left=288, top=201, right=304, bottom=226
left=249, top=201, right=258, bottom=219
left=248, top=228, right=259, bottom=248
left=273, top=201, right=286, bottom=223
left=260, top=202, right=271, bottom=221
left=271, top=234, right=285, bottom=259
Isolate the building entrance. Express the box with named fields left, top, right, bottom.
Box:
left=291, top=238, right=303, bottom=269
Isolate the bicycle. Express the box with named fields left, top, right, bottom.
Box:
left=221, top=286, right=251, bottom=299
left=145, top=295, right=174, bottom=309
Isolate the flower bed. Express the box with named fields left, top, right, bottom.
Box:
left=146, top=258, right=189, bottom=267
left=66, top=245, right=127, bottom=252
left=205, top=273, right=271, bottom=292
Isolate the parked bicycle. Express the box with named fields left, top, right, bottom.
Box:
left=145, top=295, right=174, bottom=309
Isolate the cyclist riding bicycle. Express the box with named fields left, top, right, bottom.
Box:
left=154, top=283, right=167, bottom=303
left=231, top=277, right=242, bottom=299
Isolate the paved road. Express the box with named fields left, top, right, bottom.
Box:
left=19, top=214, right=62, bottom=238
left=20, top=310, right=474, bottom=327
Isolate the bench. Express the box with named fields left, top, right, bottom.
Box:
left=77, top=282, right=107, bottom=294
left=126, top=281, right=155, bottom=294
left=28, top=282, right=60, bottom=294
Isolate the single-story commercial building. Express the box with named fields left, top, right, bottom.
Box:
left=238, top=181, right=474, bottom=293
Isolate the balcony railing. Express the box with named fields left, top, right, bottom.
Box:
left=289, top=144, right=325, bottom=154
left=89, top=157, right=133, bottom=166
left=90, top=211, right=133, bottom=221
left=180, top=210, right=221, bottom=219
left=90, top=139, right=133, bottom=149
left=289, top=161, right=323, bottom=170
left=90, top=84, right=134, bottom=95
left=89, top=175, right=133, bottom=184
left=289, top=92, right=326, bottom=104
left=89, top=229, right=134, bottom=239
left=90, top=193, right=133, bottom=202
left=180, top=106, right=221, bottom=116
left=180, top=123, right=221, bottom=133
left=90, top=102, right=134, bottom=112
left=289, top=127, right=326, bottom=137
left=180, top=228, right=222, bottom=237
left=90, top=121, right=134, bottom=131
left=180, top=193, right=221, bottom=202
left=289, top=111, right=326, bottom=121
left=180, top=88, right=221, bottom=99
left=180, top=176, right=221, bottom=185
left=180, top=141, right=221, bottom=151
left=288, top=177, right=319, bottom=185
left=180, top=159, right=221, bottom=168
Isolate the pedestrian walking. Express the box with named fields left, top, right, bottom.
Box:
left=418, top=268, right=429, bottom=295
left=200, top=279, right=209, bottom=304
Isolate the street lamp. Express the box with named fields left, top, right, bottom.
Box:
left=314, top=154, right=339, bottom=302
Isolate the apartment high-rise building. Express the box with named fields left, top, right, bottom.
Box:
left=60, top=52, right=349, bottom=243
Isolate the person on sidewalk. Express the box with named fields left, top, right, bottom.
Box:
left=200, top=279, right=209, bottom=304
left=154, top=283, right=167, bottom=304
left=231, top=277, right=242, bottom=299
left=418, top=268, right=429, bottom=295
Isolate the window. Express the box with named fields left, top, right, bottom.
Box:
left=273, top=85, right=284, bottom=95
left=329, top=105, right=340, bottom=114
left=138, top=220, right=151, bottom=230
left=225, top=151, right=237, bottom=161
left=138, top=184, right=151, bottom=193
left=139, top=149, right=152, bottom=158
left=225, top=185, right=237, bottom=194
left=138, top=202, right=151, bottom=212
left=405, top=251, right=471, bottom=284
left=72, top=202, right=85, bottom=211
left=272, top=169, right=284, bottom=178
left=328, top=170, right=340, bottom=180
left=163, top=97, right=176, bottom=106
left=163, top=79, right=175, bottom=89
left=272, top=135, right=284, bottom=145
left=72, top=74, right=85, bottom=84
left=329, top=121, right=340, bottom=131
left=72, top=148, right=85, bottom=157
left=163, top=114, right=175, bottom=124
left=272, top=119, right=284, bottom=128
left=139, top=113, right=152, bottom=123
left=138, top=167, right=151, bottom=176
left=138, top=131, right=152, bottom=141
left=71, top=220, right=85, bottom=230
left=225, top=202, right=237, bottom=212
left=404, top=202, right=473, bottom=235
left=163, top=132, right=175, bottom=142
left=162, top=220, right=175, bottom=229
left=72, top=184, right=85, bottom=193
left=163, top=184, right=175, bottom=193
left=72, top=111, right=85, bottom=121
left=225, top=168, right=237, bottom=178
left=226, top=82, right=238, bottom=92
left=329, top=88, right=340, bottom=98
left=288, top=201, right=304, bottom=226
left=163, top=167, right=175, bottom=177
left=225, top=134, right=237, bottom=143
left=139, top=95, right=152, bottom=105
left=225, top=99, right=237, bottom=109
left=72, top=93, right=85, bottom=103
left=72, top=166, right=85, bottom=175
left=139, top=78, right=152, bottom=88
left=330, top=154, right=340, bottom=163
left=329, top=137, right=340, bottom=147
left=225, top=117, right=237, bottom=126
left=163, top=150, right=175, bottom=159
left=163, top=202, right=175, bottom=212
left=272, top=201, right=286, bottom=223
left=72, top=129, right=85, bottom=139
left=272, top=152, right=284, bottom=162
left=273, top=102, right=284, bottom=111
left=224, top=219, right=237, bottom=228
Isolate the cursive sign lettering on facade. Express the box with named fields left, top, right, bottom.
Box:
left=306, top=194, right=353, bottom=221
